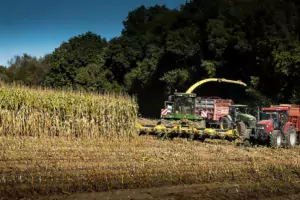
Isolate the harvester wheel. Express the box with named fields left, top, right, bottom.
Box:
left=284, top=126, right=297, bottom=148
left=269, top=130, right=282, bottom=148
left=220, top=117, right=232, bottom=130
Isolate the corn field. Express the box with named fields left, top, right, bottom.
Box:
left=0, top=84, right=138, bottom=139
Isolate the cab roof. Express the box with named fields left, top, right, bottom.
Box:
left=262, top=107, right=289, bottom=111
left=229, top=104, right=247, bottom=107
left=174, top=92, right=196, bottom=97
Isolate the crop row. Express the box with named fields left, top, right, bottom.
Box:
left=0, top=84, right=137, bottom=139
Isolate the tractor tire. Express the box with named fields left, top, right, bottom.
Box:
left=269, top=130, right=283, bottom=148
left=243, top=129, right=252, bottom=147
left=220, top=117, right=232, bottom=130
left=236, top=121, right=246, bottom=135
left=284, top=126, right=297, bottom=148
left=236, top=121, right=251, bottom=147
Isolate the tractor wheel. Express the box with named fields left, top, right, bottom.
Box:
left=269, top=130, right=283, bottom=148
left=243, top=129, right=252, bottom=147
left=220, top=117, right=232, bottom=130
left=236, top=121, right=246, bottom=135
left=236, top=121, right=251, bottom=146
left=284, top=126, right=297, bottom=148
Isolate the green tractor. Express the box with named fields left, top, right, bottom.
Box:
left=220, top=104, right=256, bottom=145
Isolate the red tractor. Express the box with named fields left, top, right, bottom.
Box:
left=252, top=106, right=298, bottom=148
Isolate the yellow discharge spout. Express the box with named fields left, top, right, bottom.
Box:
left=185, top=78, right=247, bottom=94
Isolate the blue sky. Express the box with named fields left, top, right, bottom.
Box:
left=0, top=0, right=186, bottom=66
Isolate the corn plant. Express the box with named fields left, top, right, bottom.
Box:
left=0, top=84, right=138, bottom=139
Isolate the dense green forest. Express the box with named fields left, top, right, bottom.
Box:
left=1, top=0, right=300, bottom=117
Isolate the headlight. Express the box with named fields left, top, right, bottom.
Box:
left=256, top=126, right=265, bottom=130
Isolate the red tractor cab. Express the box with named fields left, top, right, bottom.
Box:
left=254, top=106, right=297, bottom=148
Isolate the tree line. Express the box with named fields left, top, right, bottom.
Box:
left=1, top=0, right=300, bottom=117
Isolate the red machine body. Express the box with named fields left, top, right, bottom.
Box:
left=254, top=105, right=298, bottom=148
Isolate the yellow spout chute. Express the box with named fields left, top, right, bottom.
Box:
left=185, top=78, right=247, bottom=94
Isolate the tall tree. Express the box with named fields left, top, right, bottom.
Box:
left=6, top=54, right=49, bottom=85
left=43, top=32, right=109, bottom=90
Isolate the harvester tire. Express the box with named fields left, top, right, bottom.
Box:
left=220, top=117, right=232, bottom=130
left=269, top=130, right=282, bottom=148
left=284, top=126, right=297, bottom=148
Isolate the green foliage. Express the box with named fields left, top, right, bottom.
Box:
left=201, top=61, right=216, bottom=77
left=74, top=64, right=123, bottom=93
left=273, top=44, right=300, bottom=76
left=160, top=69, right=189, bottom=93
left=166, top=27, right=201, bottom=57
left=43, top=32, right=107, bottom=89
left=124, top=49, right=162, bottom=91
left=4, top=54, right=49, bottom=85
left=0, top=66, right=9, bottom=82
left=246, top=76, right=270, bottom=105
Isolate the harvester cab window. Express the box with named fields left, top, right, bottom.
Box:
left=174, top=96, right=195, bottom=115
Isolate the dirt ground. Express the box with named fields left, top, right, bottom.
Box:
left=29, top=181, right=300, bottom=200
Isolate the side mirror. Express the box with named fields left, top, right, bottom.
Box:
left=168, top=95, right=174, bottom=102
left=234, top=109, right=238, bottom=117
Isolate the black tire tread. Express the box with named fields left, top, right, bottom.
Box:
left=284, top=126, right=297, bottom=148
left=220, top=117, right=232, bottom=130
left=269, top=130, right=282, bottom=148
left=243, top=129, right=252, bottom=147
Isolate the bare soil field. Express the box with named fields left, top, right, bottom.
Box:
left=0, top=136, right=299, bottom=199
left=36, top=181, right=300, bottom=200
